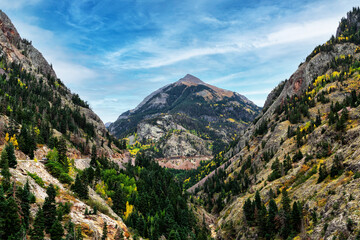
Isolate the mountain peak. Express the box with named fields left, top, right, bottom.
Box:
left=177, top=74, right=205, bottom=85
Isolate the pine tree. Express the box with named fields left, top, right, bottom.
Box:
left=73, top=174, right=89, bottom=199
left=0, top=185, right=6, bottom=239
left=30, top=208, right=45, bottom=240
left=43, top=184, right=57, bottom=233
left=101, top=222, right=108, bottom=240
left=1, top=149, right=11, bottom=191
left=21, top=180, right=31, bottom=229
left=267, top=198, right=278, bottom=234
left=113, top=186, right=126, bottom=214
left=268, top=158, right=281, bottom=181
left=5, top=143, right=17, bottom=168
left=254, top=190, right=262, bottom=210
left=291, top=201, right=302, bottom=233
left=330, top=154, right=344, bottom=178
left=57, top=137, right=68, bottom=171
left=318, top=163, right=328, bottom=183
left=280, top=190, right=291, bottom=239
left=90, top=145, right=97, bottom=167
left=49, top=219, right=64, bottom=240
left=283, top=154, right=292, bottom=174
left=5, top=196, right=21, bottom=238
left=257, top=204, right=268, bottom=237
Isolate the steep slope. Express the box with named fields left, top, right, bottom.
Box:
left=0, top=10, right=123, bottom=159
left=190, top=7, right=360, bottom=240
left=109, top=74, right=261, bottom=160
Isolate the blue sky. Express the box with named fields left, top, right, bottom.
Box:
left=2, top=0, right=357, bottom=122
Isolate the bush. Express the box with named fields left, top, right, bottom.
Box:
left=27, top=171, right=45, bottom=188
left=59, top=173, right=73, bottom=184
left=46, top=160, right=73, bottom=184
left=46, top=161, right=65, bottom=178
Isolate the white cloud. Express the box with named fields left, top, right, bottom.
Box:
left=255, top=17, right=339, bottom=48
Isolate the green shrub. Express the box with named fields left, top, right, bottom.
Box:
left=27, top=171, right=45, bottom=188
left=46, top=160, right=65, bottom=178
left=59, top=173, right=73, bottom=184
left=46, top=160, right=73, bottom=184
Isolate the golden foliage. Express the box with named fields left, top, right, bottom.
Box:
left=124, top=201, right=134, bottom=219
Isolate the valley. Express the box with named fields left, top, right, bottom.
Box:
left=0, top=4, right=360, bottom=240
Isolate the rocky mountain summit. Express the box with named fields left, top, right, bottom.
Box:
left=188, top=7, right=360, bottom=240
left=109, top=74, right=261, bottom=160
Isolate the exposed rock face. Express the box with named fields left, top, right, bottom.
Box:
left=0, top=10, right=56, bottom=78
left=110, top=74, right=261, bottom=159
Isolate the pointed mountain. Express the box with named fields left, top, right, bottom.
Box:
left=109, top=74, right=261, bottom=159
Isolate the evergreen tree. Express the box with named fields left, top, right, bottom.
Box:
left=30, top=208, right=45, bottom=240
left=73, top=174, right=88, bottom=199
left=243, top=199, right=254, bottom=223
left=254, top=190, right=262, bottom=210
left=0, top=186, right=6, bottom=239
left=21, top=180, right=31, bottom=229
left=49, top=219, right=64, bottom=240
left=280, top=190, right=291, bottom=239
left=57, top=137, right=68, bottom=171
left=18, top=125, right=36, bottom=159
left=291, top=201, right=302, bottom=233
left=267, top=198, right=278, bottom=234
left=43, top=184, right=57, bottom=233
left=5, top=143, right=17, bottom=168
left=292, top=150, right=303, bottom=162
left=90, top=145, right=97, bottom=167
left=101, top=222, right=108, bottom=240
left=5, top=196, right=21, bottom=238
left=318, top=163, right=328, bottom=183
left=1, top=149, right=11, bottom=191
left=257, top=204, right=268, bottom=237
left=330, top=154, right=344, bottom=178
left=283, top=155, right=292, bottom=174
left=268, top=158, right=281, bottom=181
left=112, top=186, right=126, bottom=214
